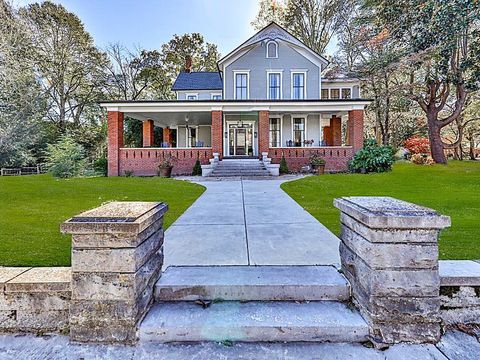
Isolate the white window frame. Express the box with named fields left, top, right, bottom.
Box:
left=185, top=93, right=198, bottom=100
left=341, top=87, right=353, bottom=99
left=266, top=40, right=278, bottom=58
left=291, top=70, right=307, bottom=100
left=211, top=93, right=222, bottom=100
left=321, top=88, right=330, bottom=99
left=291, top=115, right=307, bottom=147
left=185, top=126, right=199, bottom=148
left=233, top=70, right=250, bottom=100
left=266, top=70, right=283, bottom=99
left=268, top=116, right=282, bottom=148
left=330, top=88, right=341, bottom=100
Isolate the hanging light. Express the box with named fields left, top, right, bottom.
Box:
left=185, top=115, right=189, bottom=129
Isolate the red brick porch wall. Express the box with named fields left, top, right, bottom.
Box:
left=119, top=148, right=213, bottom=176
left=108, top=111, right=124, bottom=177
left=268, top=147, right=355, bottom=172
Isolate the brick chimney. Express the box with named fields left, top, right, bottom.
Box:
left=185, top=55, right=192, bottom=73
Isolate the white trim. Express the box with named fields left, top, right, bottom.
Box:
left=225, top=120, right=256, bottom=156
left=290, top=70, right=307, bottom=100
left=268, top=115, right=282, bottom=148
left=211, top=93, right=222, bottom=100
left=266, top=40, right=278, bottom=58
left=185, top=93, right=198, bottom=100
left=341, top=87, right=354, bottom=100
left=266, top=70, right=283, bottom=100
left=233, top=70, right=250, bottom=100
left=290, top=115, right=307, bottom=147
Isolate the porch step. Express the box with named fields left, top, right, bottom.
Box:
left=210, top=159, right=271, bottom=177
left=139, top=301, right=368, bottom=343
left=155, top=266, right=350, bottom=301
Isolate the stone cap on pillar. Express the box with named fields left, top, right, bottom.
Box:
left=334, top=196, right=451, bottom=229
left=61, top=201, right=168, bottom=235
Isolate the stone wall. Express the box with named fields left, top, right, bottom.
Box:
left=334, top=196, right=451, bottom=345
left=62, top=201, right=168, bottom=344
left=0, top=267, right=70, bottom=333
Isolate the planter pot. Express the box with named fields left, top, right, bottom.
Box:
left=312, top=164, right=326, bottom=175
left=158, top=166, right=173, bottom=178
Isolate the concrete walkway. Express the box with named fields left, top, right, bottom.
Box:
left=163, top=178, right=340, bottom=268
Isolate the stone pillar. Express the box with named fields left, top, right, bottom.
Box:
left=348, top=110, right=364, bottom=151
left=211, top=110, right=223, bottom=159
left=107, top=111, right=124, bottom=177
left=334, top=197, right=451, bottom=346
left=142, top=119, right=154, bottom=147
left=258, top=110, right=270, bottom=157
left=61, top=201, right=168, bottom=344
left=163, top=127, right=172, bottom=146
left=331, top=115, right=342, bottom=146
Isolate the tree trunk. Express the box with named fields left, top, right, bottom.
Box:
left=469, top=136, right=476, bottom=160
left=427, top=114, right=447, bottom=164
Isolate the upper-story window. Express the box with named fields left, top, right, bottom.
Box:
left=186, top=94, right=198, bottom=100
left=235, top=72, right=249, bottom=99
left=211, top=94, right=222, bottom=100
left=266, top=41, right=278, bottom=58
left=341, top=88, right=351, bottom=99
left=268, top=72, right=282, bottom=99
left=330, top=89, right=340, bottom=100
left=292, top=72, right=306, bottom=99
left=321, top=89, right=329, bottom=99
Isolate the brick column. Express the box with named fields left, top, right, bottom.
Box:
left=163, top=127, right=171, bottom=146
left=258, top=110, right=269, bottom=157
left=348, top=110, right=364, bottom=151
left=211, top=110, right=223, bottom=158
left=62, top=201, right=168, bottom=344
left=334, top=196, right=451, bottom=346
left=142, top=119, right=154, bottom=147
left=331, top=115, right=342, bottom=146
left=107, top=111, right=124, bottom=177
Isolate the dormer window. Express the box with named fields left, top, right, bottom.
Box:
left=266, top=41, right=278, bottom=58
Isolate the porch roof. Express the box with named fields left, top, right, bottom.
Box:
left=100, top=99, right=371, bottom=119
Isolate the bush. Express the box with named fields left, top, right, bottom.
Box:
left=45, top=135, right=86, bottom=178
left=404, top=136, right=430, bottom=155
left=192, top=159, right=202, bottom=176
left=349, top=139, right=395, bottom=174
left=411, top=153, right=435, bottom=165
left=93, top=156, right=108, bottom=176
left=279, top=155, right=289, bottom=174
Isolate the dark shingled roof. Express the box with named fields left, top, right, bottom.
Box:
left=172, top=72, right=223, bottom=91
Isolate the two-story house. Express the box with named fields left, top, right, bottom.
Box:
left=101, top=22, right=369, bottom=176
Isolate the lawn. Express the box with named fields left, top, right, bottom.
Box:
left=0, top=175, right=205, bottom=267
left=282, top=161, right=480, bottom=260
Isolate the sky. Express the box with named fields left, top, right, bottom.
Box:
left=15, top=0, right=337, bottom=56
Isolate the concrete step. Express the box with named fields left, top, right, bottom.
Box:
left=155, top=266, right=350, bottom=301
left=139, top=301, right=368, bottom=343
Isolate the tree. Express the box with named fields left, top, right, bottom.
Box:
left=0, top=0, right=44, bottom=166
left=251, top=0, right=288, bottom=30
left=20, top=1, right=108, bottom=135
left=368, top=0, right=480, bottom=163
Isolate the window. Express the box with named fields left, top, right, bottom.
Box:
left=211, top=94, right=222, bottom=100
left=321, top=89, right=329, bottom=99
left=235, top=73, right=249, bottom=99
left=266, top=41, right=278, bottom=58
left=268, top=73, right=281, bottom=99
left=269, top=118, right=281, bottom=147
left=187, top=127, right=197, bottom=147
left=292, top=73, right=305, bottom=99
left=330, top=89, right=340, bottom=100
left=293, top=117, right=305, bottom=147
left=186, top=94, right=197, bottom=100
left=341, top=88, right=351, bottom=99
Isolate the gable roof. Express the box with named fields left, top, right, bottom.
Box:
left=217, top=22, right=330, bottom=69
left=172, top=72, right=223, bottom=91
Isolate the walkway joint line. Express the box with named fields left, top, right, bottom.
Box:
left=240, top=178, right=251, bottom=265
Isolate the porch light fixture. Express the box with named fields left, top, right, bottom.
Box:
left=254, top=132, right=257, bottom=138
left=185, top=115, right=189, bottom=129
left=237, top=120, right=243, bottom=127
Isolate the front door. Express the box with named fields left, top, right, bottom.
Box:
left=228, top=122, right=254, bottom=156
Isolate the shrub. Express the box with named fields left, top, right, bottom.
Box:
left=124, top=170, right=134, bottom=177
left=404, top=136, right=430, bottom=155
left=279, top=155, right=289, bottom=174
left=93, top=156, right=108, bottom=176
left=411, top=153, right=435, bottom=165
left=45, top=135, right=86, bottom=178
left=192, top=159, right=202, bottom=176
left=349, top=139, right=395, bottom=174
left=309, top=154, right=326, bottom=167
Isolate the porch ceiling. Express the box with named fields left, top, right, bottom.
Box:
left=126, top=111, right=212, bottom=127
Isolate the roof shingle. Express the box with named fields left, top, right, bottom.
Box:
left=172, top=72, right=223, bottom=91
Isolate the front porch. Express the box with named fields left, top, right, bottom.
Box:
left=102, top=100, right=367, bottom=176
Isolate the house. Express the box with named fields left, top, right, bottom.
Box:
left=100, top=22, right=369, bottom=176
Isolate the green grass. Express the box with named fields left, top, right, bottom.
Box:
left=0, top=175, right=205, bottom=267
left=281, top=161, right=480, bottom=260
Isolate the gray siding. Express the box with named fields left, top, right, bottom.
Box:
left=177, top=90, right=222, bottom=100
left=224, top=41, right=320, bottom=100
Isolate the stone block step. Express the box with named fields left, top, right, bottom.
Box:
left=155, top=266, right=350, bottom=301
left=139, top=301, right=368, bottom=343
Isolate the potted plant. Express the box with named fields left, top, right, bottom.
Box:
left=157, top=154, right=176, bottom=178
left=309, top=154, right=326, bottom=174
